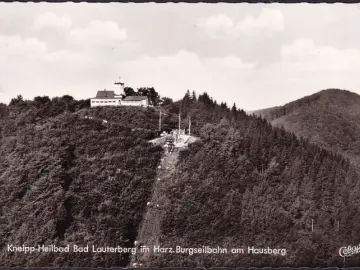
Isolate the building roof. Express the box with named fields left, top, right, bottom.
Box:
left=123, top=96, right=148, bottom=101
left=95, top=90, right=116, bottom=99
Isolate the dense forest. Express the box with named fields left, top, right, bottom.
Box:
left=142, top=90, right=360, bottom=267
left=0, top=95, right=163, bottom=267
left=253, top=89, right=360, bottom=170
left=0, top=90, right=359, bottom=267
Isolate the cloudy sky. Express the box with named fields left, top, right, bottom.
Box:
left=0, top=3, right=360, bottom=110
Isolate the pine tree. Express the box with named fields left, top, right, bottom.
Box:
left=191, top=90, right=197, bottom=102
left=231, top=103, right=237, bottom=120
left=181, top=90, right=192, bottom=115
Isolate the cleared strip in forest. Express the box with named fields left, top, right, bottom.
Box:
left=129, top=150, right=180, bottom=267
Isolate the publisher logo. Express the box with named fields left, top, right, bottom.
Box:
left=339, top=244, right=360, bottom=257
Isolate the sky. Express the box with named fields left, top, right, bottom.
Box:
left=1, top=3, right=360, bottom=110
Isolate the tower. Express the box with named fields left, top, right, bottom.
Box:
left=114, top=77, right=125, bottom=93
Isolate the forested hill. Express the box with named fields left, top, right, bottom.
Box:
left=253, top=89, right=360, bottom=168
left=0, top=93, right=359, bottom=267
left=145, top=91, right=360, bottom=267
left=0, top=95, right=163, bottom=267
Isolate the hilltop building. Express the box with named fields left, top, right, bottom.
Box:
left=90, top=90, right=123, bottom=107
left=90, top=90, right=149, bottom=107
left=122, top=96, right=149, bottom=107
left=90, top=77, right=149, bottom=108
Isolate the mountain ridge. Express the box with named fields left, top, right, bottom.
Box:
left=253, top=88, right=360, bottom=169
left=254, top=89, right=360, bottom=118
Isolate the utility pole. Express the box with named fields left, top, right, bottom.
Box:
left=159, top=110, right=166, bottom=133
left=159, top=110, right=162, bottom=132
left=178, top=102, right=182, bottom=135
left=188, top=116, right=191, bottom=136
left=311, top=219, right=314, bottom=232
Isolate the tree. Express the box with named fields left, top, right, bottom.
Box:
left=147, top=87, right=161, bottom=106
left=198, top=92, right=213, bottom=107
left=124, top=87, right=136, bottom=96
left=160, top=97, right=173, bottom=106
left=137, top=87, right=149, bottom=97
left=231, top=103, right=237, bottom=120
left=182, top=89, right=190, bottom=101
left=0, top=103, right=8, bottom=118
left=9, top=95, right=24, bottom=106
left=61, top=95, right=74, bottom=102
left=181, top=90, right=192, bottom=115
left=34, top=96, right=51, bottom=105
left=220, top=102, right=228, bottom=110
left=76, top=99, right=91, bottom=110
left=130, top=87, right=161, bottom=106
left=192, top=90, right=197, bottom=102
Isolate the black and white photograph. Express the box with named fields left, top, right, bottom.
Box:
left=0, top=3, right=360, bottom=268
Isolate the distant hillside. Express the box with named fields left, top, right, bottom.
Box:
left=253, top=89, right=360, bottom=169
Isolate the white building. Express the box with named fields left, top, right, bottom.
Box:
left=90, top=90, right=149, bottom=108
left=91, top=78, right=149, bottom=108
left=90, top=90, right=123, bottom=107
left=121, top=96, right=149, bottom=107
